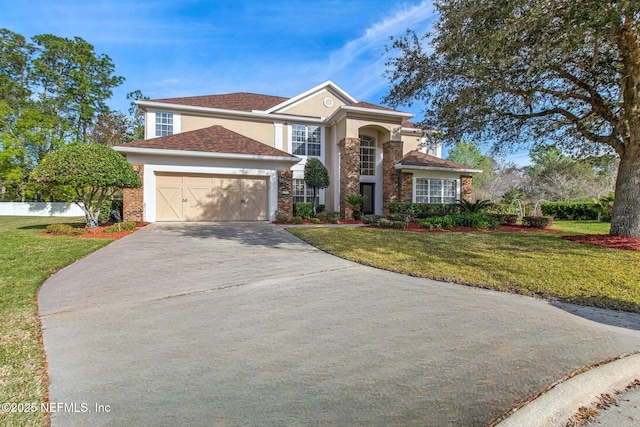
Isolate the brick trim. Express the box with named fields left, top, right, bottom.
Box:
left=123, top=164, right=144, bottom=222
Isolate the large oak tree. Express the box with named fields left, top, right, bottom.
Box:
left=384, top=0, right=640, bottom=236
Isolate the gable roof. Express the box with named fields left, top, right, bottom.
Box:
left=396, top=150, right=482, bottom=173
left=117, top=125, right=298, bottom=160
left=140, top=81, right=412, bottom=121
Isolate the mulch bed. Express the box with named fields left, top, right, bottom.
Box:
left=561, top=234, right=640, bottom=251
left=41, top=222, right=149, bottom=240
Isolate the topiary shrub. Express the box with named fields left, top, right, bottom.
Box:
left=290, top=216, right=303, bottom=224
left=328, top=216, right=339, bottom=224
left=386, top=213, right=407, bottom=222
left=310, top=217, right=321, bottom=224
left=522, top=216, right=554, bottom=228
left=540, top=202, right=599, bottom=220
left=392, top=221, right=406, bottom=229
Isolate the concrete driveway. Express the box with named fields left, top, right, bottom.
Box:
left=39, top=222, right=640, bottom=426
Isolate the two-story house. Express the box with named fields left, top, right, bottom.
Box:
left=115, top=81, right=479, bottom=222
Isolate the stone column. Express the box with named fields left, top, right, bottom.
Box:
left=339, top=137, right=360, bottom=219
left=461, top=175, right=473, bottom=201
left=401, top=173, right=413, bottom=203
left=382, top=140, right=404, bottom=216
left=123, top=163, right=144, bottom=222
left=277, top=170, right=293, bottom=218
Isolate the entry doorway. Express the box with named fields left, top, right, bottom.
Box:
left=360, top=183, right=375, bottom=215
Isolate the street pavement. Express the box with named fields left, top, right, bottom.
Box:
left=38, top=222, right=640, bottom=426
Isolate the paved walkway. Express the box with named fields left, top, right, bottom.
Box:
left=38, top=222, right=640, bottom=426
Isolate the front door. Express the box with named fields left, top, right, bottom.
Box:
left=360, top=183, right=375, bottom=215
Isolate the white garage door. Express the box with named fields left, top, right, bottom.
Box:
left=155, top=173, right=268, bottom=221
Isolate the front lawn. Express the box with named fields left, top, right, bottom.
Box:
left=288, top=221, right=640, bottom=312
left=0, top=216, right=112, bottom=427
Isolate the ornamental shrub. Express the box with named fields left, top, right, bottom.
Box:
left=379, top=219, right=394, bottom=228
left=46, top=223, right=86, bottom=235
left=290, top=216, right=303, bottom=224
left=540, top=202, right=599, bottom=220
left=362, top=215, right=381, bottom=225
left=274, top=214, right=289, bottom=223
left=522, top=216, right=554, bottom=228
left=103, top=222, right=136, bottom=233
left=310, top=218, right=321, bottom=224
left=294, top=202, right=312, bottom=219
left=491, top=214, right=518, bottom=225
left=392, top=221, right=406, bottom=229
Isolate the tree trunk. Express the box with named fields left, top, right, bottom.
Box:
left=610, top=148, right=640, bottom=237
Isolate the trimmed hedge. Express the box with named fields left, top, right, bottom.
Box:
left=522, top=216, right=554, bottom=228
left=491, top=214, right=519, bottom=225
left=419, top=214, right=498, bottom=230
left=540, top=202, right=599, bottom=220
left=389, top=202, right=462, bottom=218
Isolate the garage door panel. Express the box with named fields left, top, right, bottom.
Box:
left=156, top=175, right=183, bottom=221
left=155, top=173, right=268, bottom=222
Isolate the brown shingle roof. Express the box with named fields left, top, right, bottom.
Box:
left=399, top=150, right=477, bottom=170
left=123, top=125, right=297, bottom=158
left=348, top=101, right=399, bottom=112
left=150, top=93, right=289, bottom=112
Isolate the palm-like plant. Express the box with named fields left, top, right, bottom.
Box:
left=343, top=194, right=367, bottom=219
left=457, top=199, right=492, bottom=214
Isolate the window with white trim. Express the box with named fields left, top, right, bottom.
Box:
left=360, top=135, right=376, bottom=176
left=292, top=124, right=321, bottom=156
left=415, top=178, right=458, bottom=203
left=155, top=112, right=173, bottom=136
left=293, top=178, right=320, bottom=204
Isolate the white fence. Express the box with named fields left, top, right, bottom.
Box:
left=0, top=202, right=85, bottom=217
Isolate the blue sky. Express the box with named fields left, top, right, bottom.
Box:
left=2, top=0, right=530, bottom=165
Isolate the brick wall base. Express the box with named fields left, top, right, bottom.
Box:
left=123, top=164, right=144, bottom=222
left=339, top=138, right=360, bottom=219
left=461, top=175, right=473, bottom=201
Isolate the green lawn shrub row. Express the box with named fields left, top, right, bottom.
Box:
left=379, top=219, right=406, bottom=229
left=389, top=202, right=462, bottom=218
left=419, top=214, right=498, bottom=230
left=540, top=201, right=599, bottom=220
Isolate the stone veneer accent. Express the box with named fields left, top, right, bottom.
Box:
left=277, top=170, right=293, bottom=217
left=339, top=138, right=361, bottom=219
left=401, top=173, right=413, bottom=203
left=123, top=163, right=144, bottom=222
left=382, top=140, right=404, bottom=216
left=461, top=175, right=473, bottom=201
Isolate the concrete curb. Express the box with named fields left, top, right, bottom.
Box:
left=493, top=352, right=640, bottom=426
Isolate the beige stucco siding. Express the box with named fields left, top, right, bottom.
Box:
left=402, top=133, right=424, bottom=154
left=181, top=114, right=276, bottom=147
left=277, top=88, right=344, bottom=117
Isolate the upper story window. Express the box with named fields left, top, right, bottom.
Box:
left=292, top=124, right=321, bottom=157
left=359, top=135, right=376, bottom=176
left=155, top=112, right=173, bottom=136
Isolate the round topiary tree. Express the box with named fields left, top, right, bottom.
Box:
left=304, top=157, right=330, bottom=216
left=30, top=144, right=141, bottom=226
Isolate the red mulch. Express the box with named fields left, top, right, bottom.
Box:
left=41, top=222, right=150, bottom=240
left=561, top=234, right=640, bottom=251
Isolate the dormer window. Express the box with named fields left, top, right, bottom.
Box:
left=156, top=112, right=174, bottom=136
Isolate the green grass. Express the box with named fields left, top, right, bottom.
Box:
left=288, top=221, right=640, bottom=313
left=0, top=216, right=112, bottom=426
left=553, top=220, right=611, bottom=235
